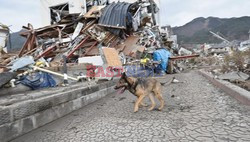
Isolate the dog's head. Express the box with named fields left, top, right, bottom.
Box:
left=114, top=72, right=130, bottom=94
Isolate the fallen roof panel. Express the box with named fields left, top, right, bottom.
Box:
left=98, top=2, right=131, bottom=29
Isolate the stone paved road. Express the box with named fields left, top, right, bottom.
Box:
left=12, top=71, right=250, bottom=142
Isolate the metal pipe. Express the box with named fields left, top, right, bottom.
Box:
left=31, top=66, right=78, bottom=81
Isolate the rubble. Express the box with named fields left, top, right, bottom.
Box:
left=200, top=49, right=250, bottom=91
left=178, top=47, right=192, bottom=55
left=218, top=71, right=249, bottom=82
left=0, top=1, right=199, bottom=94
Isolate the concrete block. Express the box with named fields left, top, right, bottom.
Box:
left=89, top=85, right=100, bottom=94
left=72, top=98, right=82, bottom=110
left=72, top=89, right=82, bottom=98
left=35, top=108, right=58, bottom=127
left=0, top=122, right=19, bottom=142
left=26, top=91, right=49, bottom=99
left=100, top=89, right=108, bottom=98
left=54, top=101, right=74, bottom=118
left=12, top=101, right=36, bottom=121
left=22, top=116, right=36, bottom=134
left=88, top=92, right=98, bottom=104
left=52, top=92, right=73, bottom=106
left=98, top=82, right=108, bottom=90
left=80, top=87, right=89, bottom=96
left=0, top=108, right=11, bottom=125
left=81, top=96, right=88, bottom=106
left=34, top=97, right=53, bottom=112
left=107, top=87, right=115, bottom=94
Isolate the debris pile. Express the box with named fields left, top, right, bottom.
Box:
left=204, top=50, right=250, bottom=91
left=0, top=1, right=201, bottom=94
left=0, top=1, right=176, bottom=92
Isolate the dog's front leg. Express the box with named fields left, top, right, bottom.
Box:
left=134, top=94, right=146, bottom=113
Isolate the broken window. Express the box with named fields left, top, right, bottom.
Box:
left=50, top=3, right=69, bottom=25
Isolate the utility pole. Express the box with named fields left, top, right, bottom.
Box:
left=149, top=0, right=156, bottom=26
left=157, top=0, right=160, bottom=26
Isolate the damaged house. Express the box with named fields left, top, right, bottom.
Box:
left=41, top=0, right=161, bottom=26
left=40, top=0, right=88, bottom=26
left=208, top=43, right=232, bottom=56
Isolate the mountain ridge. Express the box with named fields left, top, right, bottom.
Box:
left=172, top=16, right=250, bottom=44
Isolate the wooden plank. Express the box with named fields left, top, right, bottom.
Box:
left=36, top=44, right=57, bottom=59
left=83, top=41, right=98, bottom=56
left=45, top=63, right=91, bottom=72
left=103, top=48, right=122, bottom=66
left=22, top=46, right=40, bottom=56
left=18, top=33, right=32, bottom=57
left=81, top=20, right=96, bottom=33
left=98, top=24, right=126, bottom=29
left=18, top=32, right=36, bottom=57
left=169, top=54, right=199, bottom=60
left=122, top=35, right=140, bottom=56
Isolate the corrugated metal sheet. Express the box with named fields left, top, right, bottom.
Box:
left=98, top=2, right=132, bottom=35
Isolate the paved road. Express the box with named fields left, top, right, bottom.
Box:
left=12, top=71, right=250, bottom=142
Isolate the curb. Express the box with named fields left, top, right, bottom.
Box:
left=0, top=80, right=117, bottom=142
left=198, top=70, right=250, bottom=106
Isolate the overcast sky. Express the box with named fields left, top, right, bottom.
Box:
left=0, top=0, right=249, bottom=32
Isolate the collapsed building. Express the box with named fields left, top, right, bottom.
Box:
left=0, top=0, right=199, bottom=95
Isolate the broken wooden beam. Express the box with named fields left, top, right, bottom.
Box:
left=66, top=36, right=89, bottom=58
left=169, top=54, right=200, bottom=60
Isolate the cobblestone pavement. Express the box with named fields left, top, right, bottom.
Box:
left=12, top=71, right=250, bottom=142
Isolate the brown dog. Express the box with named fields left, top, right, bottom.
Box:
left=114, top=73, right=173, bottom=112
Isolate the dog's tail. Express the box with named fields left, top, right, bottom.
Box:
left=160, top=77, right=175, bottom=86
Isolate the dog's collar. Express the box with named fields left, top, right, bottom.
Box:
left=124, top=76, right=137, bottom=92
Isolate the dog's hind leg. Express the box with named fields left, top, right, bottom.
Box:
left=139, top=101, right=148, bottom=107
left=148, top=93, right=156, bottom=111
left=134, top=94, right=146, bottom=113
left=155, top=93, right=165, bottom=111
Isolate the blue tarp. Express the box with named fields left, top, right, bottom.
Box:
left=123, top=49, right=171, bottom=77
left=153, top=49, right=171, bottom=72
left=20, top=72, right=56, bottom=90
left=125, top=65, right=154, bottom=78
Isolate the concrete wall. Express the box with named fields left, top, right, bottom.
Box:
left=0, top=80, right=117, bottom=142
left=0, top=29, right=9, bottom=49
